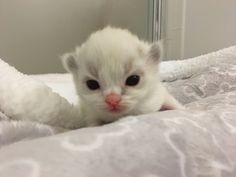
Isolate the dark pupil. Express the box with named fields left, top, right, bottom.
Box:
left=126, top=75, right=140, bottom=86
left=86, top=80, right=100, bottom=90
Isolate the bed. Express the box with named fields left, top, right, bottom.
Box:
left=0, top=46, right=236, bottom=177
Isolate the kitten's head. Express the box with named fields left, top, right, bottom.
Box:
left=62, top=27, right=162, bottom=120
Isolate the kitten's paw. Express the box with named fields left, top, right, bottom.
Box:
left=161, top=93, right=185, bottom=111
left=176, top=104, right=185, bottom=110
left=86, top=120, right=102, bottom=127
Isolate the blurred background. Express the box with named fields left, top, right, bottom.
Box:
left=0, top=0, right=236, bottom=74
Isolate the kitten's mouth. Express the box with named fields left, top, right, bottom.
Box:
left=106, top=105, right=125, bottom=113
left=109, top=107, right=122, bottom=113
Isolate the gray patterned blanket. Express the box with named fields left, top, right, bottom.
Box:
left=0, top=48, right=236, bottom=177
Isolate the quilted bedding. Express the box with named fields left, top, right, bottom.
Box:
left=0, top=47, right=236, bottom=177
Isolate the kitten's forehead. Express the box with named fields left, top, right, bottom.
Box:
left=78, top=27, right=148, bottom=81
left=79, top=27, right=148, bottom=62
left=86, top=49, right=141, bottom=73
left=85, top=55, right=133, bottom=79
left=81, top=50, right=139, bottom=76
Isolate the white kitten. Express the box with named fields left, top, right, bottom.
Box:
left=62, top=27, right=183, bottom=126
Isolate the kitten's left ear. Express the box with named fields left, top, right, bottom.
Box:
left=149, top=41, right=163, bottom=64
left=61, top=52, right=78, bottom=73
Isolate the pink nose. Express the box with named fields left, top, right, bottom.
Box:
left=105, top=93, right=121, bottom=107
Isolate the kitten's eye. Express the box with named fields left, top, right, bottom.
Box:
left=125, top=75, right=140, bottom=86
left=86, top=80, right=100, bottom=90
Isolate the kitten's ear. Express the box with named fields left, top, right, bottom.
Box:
left=61, top=52, right=78, bottom=73
left=149, top=41, right=162, bottom=64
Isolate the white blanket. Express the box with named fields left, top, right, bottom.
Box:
left=0, top=46, right=236, bottom=177
left=0, top=45, right=235, bottom=135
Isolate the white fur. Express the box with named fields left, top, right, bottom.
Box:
left=62, top=27, right=183, bottom=126
left=0, top=58, right=84, bottom=129
left=1, top=42, right=234, bottom=129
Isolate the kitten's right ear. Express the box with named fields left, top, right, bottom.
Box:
left=61, top=52, right=78, bottom=73
left=149, top=41, right=163, bottom=64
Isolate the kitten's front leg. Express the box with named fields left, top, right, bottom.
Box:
left=161, top=92, right=185, bottom=110
left=85, top=116, right=103, bottom=127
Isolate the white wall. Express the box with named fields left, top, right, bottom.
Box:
left=0, top=0, right=109, bottom=74
left=163, top=0, right=236, bottom=60
left=0, top=0, right=151, bottom=74
left=161, top=0, right=185, bottom=60
left=104, top=0, right=152, bottom=41
left=183, top=0, right=236, bottom=58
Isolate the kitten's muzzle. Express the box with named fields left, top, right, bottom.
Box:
left=105, top=93, right=122, bottom=112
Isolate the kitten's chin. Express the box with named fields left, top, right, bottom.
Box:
left=105, top=105, right=134, bottom=117
left=105, top=107, right=125, bottom=114
left=96, top=105, right=137, bottom=123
